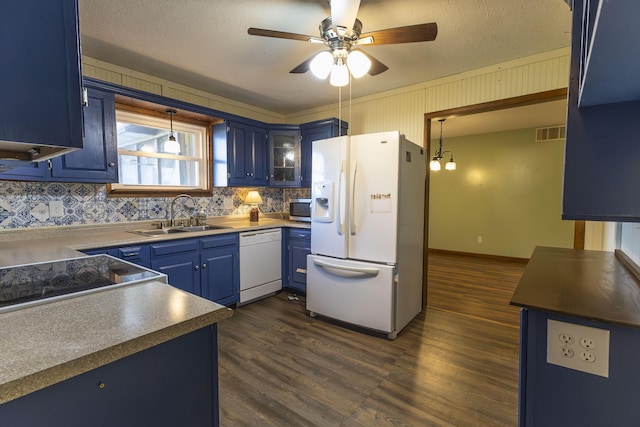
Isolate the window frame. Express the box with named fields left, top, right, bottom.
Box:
left=107, top=103, right=218, bottom=197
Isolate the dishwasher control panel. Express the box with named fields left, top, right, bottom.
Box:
left=239, top=228, right=282, bottom=245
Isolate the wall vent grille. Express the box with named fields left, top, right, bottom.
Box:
left=536, top=125, right=566, bottom=142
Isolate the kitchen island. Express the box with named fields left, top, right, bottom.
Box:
left=510, top=246, right=640, bottom=426
left=0, top=277, right=232, bottom=426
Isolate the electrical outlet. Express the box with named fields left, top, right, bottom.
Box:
left=49, top=200, right=64, bottom=218
left=580, top=337, right=596, bottom=349
left=223, top=197, right=234, bottom=210
left=559, top=333, right=574, bottom=345
left=547, top=319, right=610, bottom=377
left=561, top=346, right=574, bottom=358
left=477, top=236, right=483, bottom=243
left=581, top=351, right=596, bottom=363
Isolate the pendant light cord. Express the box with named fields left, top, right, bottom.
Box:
left=338, top=86, right=342, bottom=136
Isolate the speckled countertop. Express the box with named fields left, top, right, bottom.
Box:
left=0, top=280, right=233, bottom=404
left=0, top=215, right=310, bottom=267
left=0, top=215, right=309, bottom=404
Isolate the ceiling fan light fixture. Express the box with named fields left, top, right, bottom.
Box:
left=330, top=58, right=349, bottom=87
left=310, top=51, right=333, bottom=79
left=347, top=50, right=371, bottom=78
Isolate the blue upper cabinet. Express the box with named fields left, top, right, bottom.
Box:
left=562, top=0, right=640, bottom=222
left=0, top=0, right=84, bottom=158
left=268, top=125, right=301, bottom=187
left=0, top=87, right=118, bottom=183
left=577, top=1, right=640, bottom=107
left=50, top=88, right=118, bottom=183
left=300, top=119, right=348, bottom=188
left=213, top=121, right=268, bottom=187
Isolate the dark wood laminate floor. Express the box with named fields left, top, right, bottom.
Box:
left=218, top=252, right=526, bottom=426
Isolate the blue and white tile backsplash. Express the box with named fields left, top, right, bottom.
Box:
left=0, top=181, right=310, bottom=230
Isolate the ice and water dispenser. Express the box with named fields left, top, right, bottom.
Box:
left=312, top=181, right=334, bottom=223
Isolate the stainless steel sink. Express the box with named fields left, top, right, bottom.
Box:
left=129, top=224, right=231, bottom=236
left=179, top=225, right=231, bottom=232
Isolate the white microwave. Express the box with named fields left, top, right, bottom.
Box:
left=289, top=198, right=311, bottom=222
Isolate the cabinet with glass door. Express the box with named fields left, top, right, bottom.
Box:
left=268, top=125, right=301, bottom=187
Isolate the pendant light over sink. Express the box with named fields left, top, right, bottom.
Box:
left=164, top=109, right=181, bottom=154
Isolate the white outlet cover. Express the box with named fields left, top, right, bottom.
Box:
left=547, top=319, right=610, bottom=378
left=223, top=197, right=234, bottom=210
left=49, top=200, right=64, bottom=218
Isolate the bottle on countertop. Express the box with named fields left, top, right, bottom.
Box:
left=197, top=209, right=207, bottom=225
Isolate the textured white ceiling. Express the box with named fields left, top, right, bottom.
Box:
left=78, top=0, right=572, bottom=115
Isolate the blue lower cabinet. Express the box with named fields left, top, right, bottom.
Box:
left=286, top=228, right=310, bottom=293
left=199, top=234, right=239, bottom=306
left=83, top=244, right=149, bottom=268
left=83, top=247, right=118, bottom=257
left=201, top=247, right=238, bottom=306
left=149, top=235, right=239, bottom=306
left=86, top=234, right=241, bottom=306
left=0, top=326, right=220, bottom=427
left=150, top=239, right=201, bottom=295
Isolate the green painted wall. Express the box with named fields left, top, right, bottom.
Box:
left=428, top=127, right=574, bottom=259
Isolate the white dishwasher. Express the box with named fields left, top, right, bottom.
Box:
left=239, top=228, right=282, bottom=304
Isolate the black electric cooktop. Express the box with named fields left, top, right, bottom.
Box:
left=0, top=255, right=160, bottom=309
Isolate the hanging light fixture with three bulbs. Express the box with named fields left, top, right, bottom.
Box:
left=430, top=118, right=456, bottom=171
left=307, top=16, right=373, bottom=87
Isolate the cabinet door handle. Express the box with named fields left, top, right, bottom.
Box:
left=295, top=268, right=307, bottom=274
left=108, top=162, right=115, bottom=167
left=202, top=263, right=207, bottom=269
left=194, top=265, right=199, bottom=271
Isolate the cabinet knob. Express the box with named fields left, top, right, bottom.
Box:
left=246, top=172, right=250, bottom=176
left=202, top=263, right=207, bottom=269
left=194, top=265, right=199, bottom=271
left=108, top=162, right=115, bottom=167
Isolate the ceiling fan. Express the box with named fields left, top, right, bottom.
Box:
left=247, top=0, right=437, bottom=86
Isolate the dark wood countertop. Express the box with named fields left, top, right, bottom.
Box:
left=510, top=246, right=640, bottom=328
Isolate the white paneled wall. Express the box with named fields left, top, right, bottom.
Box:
left=83, top=57, right=285, bottom=123
left=84, top=48, right=570, bottom=146
left=288, top=48, right=570, bottom=145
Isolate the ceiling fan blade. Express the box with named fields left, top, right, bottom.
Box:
left=331, top=0, right=361, bottom=33
left=359, top=51, right=389, bottom=76
left=248, top=27, right=323, bottom=43
left=359, top=22, right=438, bottom=45
left=289, top=55, right=315, bottom=74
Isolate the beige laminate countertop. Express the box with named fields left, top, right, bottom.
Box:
left=0, top=216, right=308, bottom=404
left=0, top=280, right=233, bottom=404
left=0, top=216, right=310, bottom=267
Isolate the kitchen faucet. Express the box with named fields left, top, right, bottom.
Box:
left=169, top=194, right=194, bottom=227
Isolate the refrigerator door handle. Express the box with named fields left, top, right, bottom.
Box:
left=313, top=258, right=380, bottom=278
left=350, top=160, right=358, bottom=236
left=337, top=160, right=344, bottom=236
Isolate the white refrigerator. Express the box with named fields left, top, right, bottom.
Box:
left=306, top=131, right=426, bottom=339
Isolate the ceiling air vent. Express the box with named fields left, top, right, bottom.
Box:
left=536, top=125, right=566, bottom=142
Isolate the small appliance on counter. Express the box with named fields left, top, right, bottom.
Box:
left=0, top=255, right=167, bottom=313
left=289, top=198, right=312, bottom=222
